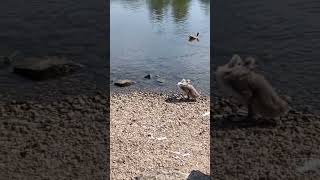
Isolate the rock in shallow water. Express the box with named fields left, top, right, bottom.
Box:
left=144, top=74, right=151, bottom=79
left=13, top=56, right=83, bottom=80
left=156, top=78, right=166, bottom=83
left=114, top=79, right=135, bottom=87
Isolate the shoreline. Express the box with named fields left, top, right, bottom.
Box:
left=110, top=87, right=210, bottom=98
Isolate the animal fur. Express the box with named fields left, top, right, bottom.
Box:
left=177, top=79, right=200, bottom=99
left=215, top=54, right=289, bottom=118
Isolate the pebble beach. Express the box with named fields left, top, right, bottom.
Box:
left=111, top=91, right=210, bottom=180
left=1, top=87, right=320, bottom=179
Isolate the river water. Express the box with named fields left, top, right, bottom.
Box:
left=0, top=0, right=107, bottom=102
left=111, top=0, right=210, bottom=94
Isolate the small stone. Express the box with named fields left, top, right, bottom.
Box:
left=66, top=97, right=73, bottom=104
left=20, top=151, right=27, bottom=158
left=78, top=98, right=85, bottom=105
left=67, top=112, right=75, bottom=119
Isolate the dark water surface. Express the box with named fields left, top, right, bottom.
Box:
left=0, top=0, right=107, bottom=102
left=111, top=0, right=210, bottom=94
left=213, top=0, right=320, bottom=112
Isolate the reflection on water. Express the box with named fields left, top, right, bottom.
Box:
left=117, top=0, right=144, bottom=12
left=170, top=0, right=191, bottom=23
left=0, top=0, right=107, bottom=102
left=111, top=0, right=210, bottom=94
left=199, top=0, right=210, bottom=15
left=146, top=0, right=170, bottom=22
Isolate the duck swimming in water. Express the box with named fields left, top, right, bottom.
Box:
left=215, top=54, right=289, bottom=119
left=189, top=32, right=199, bottom=41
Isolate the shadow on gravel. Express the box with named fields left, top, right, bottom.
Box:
left=212, top=114, right=277, bottom=130
left=165, top=95, right=197, bottom=104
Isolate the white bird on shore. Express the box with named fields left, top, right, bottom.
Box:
left=215, top=54, right=289, bottom=119
left=177, top=79, right=200, bottom=100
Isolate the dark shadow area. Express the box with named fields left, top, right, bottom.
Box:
left=211, top=0, right=320, bottom=177
left=165, top=94, right=197, bottom=103
left=213, top=115, right=277, bottom=130
left=0, top=0, right=109, bottom=179
left=0, top=0, right=108, bottom=103
left=188, top=38, right=200, bottom=43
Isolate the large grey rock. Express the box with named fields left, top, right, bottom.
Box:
left=114, top=79, right=135, bottom=87
left=13, top=57, right=83, bottom=80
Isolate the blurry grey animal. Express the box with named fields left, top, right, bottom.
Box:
left=177, top=79, right=200, bottom=100
left=189, top=32, right=199, bottom=41
left=215, top=54, right=289, bottom=119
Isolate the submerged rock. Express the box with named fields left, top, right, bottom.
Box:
left=114, top=79, right=135, bottom=87
left=156, top=78, right=166, bottom=83
left=13, top=56, right=83, bottom=80
left=144, top=74, right=151, bottom=79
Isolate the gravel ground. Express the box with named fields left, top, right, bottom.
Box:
left=2, top=87, right=319, bottom=179
left=0, top=91, right=108, bottom=179
left=211, top=96, right=320, bottom=179
left=110, top=92, right=210, bottom=180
